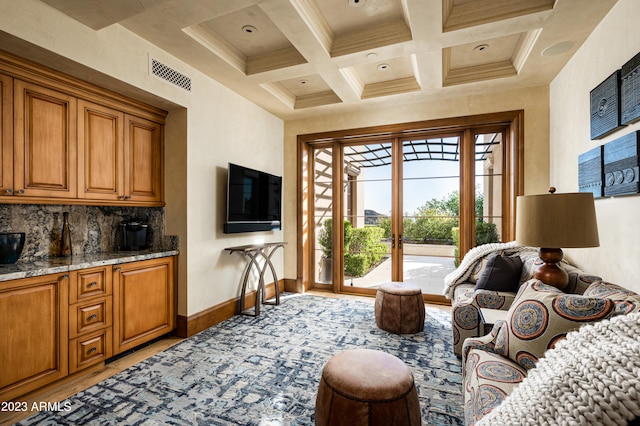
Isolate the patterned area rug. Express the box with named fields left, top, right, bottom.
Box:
left=20, top=294, right=463, bottom=425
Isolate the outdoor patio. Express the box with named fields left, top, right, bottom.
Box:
left=344, top=254, right=456, bottom=296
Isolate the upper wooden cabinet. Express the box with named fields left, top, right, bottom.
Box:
left=13, top=80, right=77, bottom=199
left=78, top=100, right=124, bottom=201
left=0, top=52, right=166, bottom=206
left=78, top=102, right=163, bottom=204
left=124, top=114, right=163, bottom=204
left=0, top=73, right=12, bottom=197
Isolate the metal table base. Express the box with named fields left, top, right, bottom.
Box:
left=225, top=242, right=285, bottom=316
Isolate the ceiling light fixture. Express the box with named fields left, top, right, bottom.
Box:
left=242, top=25, right=258, bottom=34
left=474, top=44, right=489, bottom=52
left=348, top=0, right=365, bottom=7
left=377, top=63, right=389, bottom=71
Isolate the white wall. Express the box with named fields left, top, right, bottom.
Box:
left=549, top=0, right=640, bottom=291
left=0, top=0, right=285, bottom=316
left=284, top=86, right=552, bottom=281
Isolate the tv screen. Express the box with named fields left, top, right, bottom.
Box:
left=224, top=163, right=282, bottom=233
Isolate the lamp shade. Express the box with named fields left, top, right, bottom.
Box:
left=516, top=192, right=599, bottom=248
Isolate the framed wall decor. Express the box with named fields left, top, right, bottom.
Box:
left=578, top=146, right=603, bottom=198
left=603, top=131, right=640, bottom=197
left=621, top=51, right=640, bottom=125
left=590, top=70, right=624, bottom=139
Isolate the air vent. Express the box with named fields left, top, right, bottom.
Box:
left=151, top=59, right=191, bottom=92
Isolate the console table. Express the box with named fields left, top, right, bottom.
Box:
left=225, top=242, right=285, bottom=316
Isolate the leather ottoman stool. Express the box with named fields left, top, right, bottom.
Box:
left=315, top=349, right=421, bottom=425
left=375, top=282, right=425, bottom=334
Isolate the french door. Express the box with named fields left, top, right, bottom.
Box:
left=300, top=112, right=522, bottom=303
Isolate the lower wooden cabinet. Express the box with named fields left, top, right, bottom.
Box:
left=0, top=255, right=175, bottom=401
left=113, top=256, right=175, bottom=354
left=0, top=273, right=69, bottom=402
left=69, top=328, right=113, bottom=374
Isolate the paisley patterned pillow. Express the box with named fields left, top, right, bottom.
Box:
left=495, top=280, right=616, bottom=370
left=583, top=280, right=640, bottom=315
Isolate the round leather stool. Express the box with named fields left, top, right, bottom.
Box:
left=315, top=349, right=421, bottom=426
left=375, top=282, right=425, bottom=334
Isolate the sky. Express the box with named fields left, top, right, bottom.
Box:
left=361, top=160, right=463, bottom=216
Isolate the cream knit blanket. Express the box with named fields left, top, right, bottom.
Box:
left=442, top=241, right=536, bottom=299
left=478, top=312, right=640, bottom=426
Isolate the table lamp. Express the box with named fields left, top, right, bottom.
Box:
left=515, top=187, right=599, bottom=290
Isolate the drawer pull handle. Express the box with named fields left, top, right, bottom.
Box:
left=87, top=347, right=97, bottom=354
left=87, top=281, right=98, bottom=288
left=88, top=314, right=98, bottom=321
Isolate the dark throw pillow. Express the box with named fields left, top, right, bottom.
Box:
left=474, top=253, right=523, bottom=292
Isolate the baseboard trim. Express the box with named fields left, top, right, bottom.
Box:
left=175, top=278, right=297, bottom=338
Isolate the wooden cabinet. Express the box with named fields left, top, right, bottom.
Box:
left=0, top=256, right=175, bottom=400
left=68, top=266, right=113, bottom=373
left=0, top=273, right=69, bottom=402
left=77, top=100, right=124, bottom=201
left=13, top=80, right=77, bottom=199
left=0, top=73, right=12, bottom=197
left=77, top=101, right=163, bottom=204
left=0, top=52, right=166, bottom=206
left=124, top=114, right=163, bottom=204
left=113, top=256, right=175, bottom=354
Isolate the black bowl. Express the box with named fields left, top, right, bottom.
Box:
left=0, top=232, right=26, bottom=264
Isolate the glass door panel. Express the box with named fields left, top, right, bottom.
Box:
left=401, top=137, right=460, bottom=296
left=313, top=147, right=334, bottom=286
left=474, top=132, right=504, bottom=246
left=342, top=143, right=392, bottom=290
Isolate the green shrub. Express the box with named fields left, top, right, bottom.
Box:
left=318, top=218, right=353, bottom=257
left=476, top=222, right=499, bottom=246
left=451, top=222, right=499, bottom=267
left=344, top=226, right=388, bottom=277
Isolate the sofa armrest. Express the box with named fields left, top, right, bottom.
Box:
left=462, top=320, right=506, bottom=369
left=451, top=287, right=514, bottom=357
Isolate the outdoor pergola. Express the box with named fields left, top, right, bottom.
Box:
left=342, top=135, right=501, bottom=169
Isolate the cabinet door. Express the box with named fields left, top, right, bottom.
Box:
left=0, top=273, right=69, bottom=401
left=0, top=73, right=12, bottom=197
left=14, top=80, right=77, bottom=199
left=113, top=257, right=174, bottom=354
left=124, top=114, right=163, bottom=204
left=78, top=100, right=124, bottom=201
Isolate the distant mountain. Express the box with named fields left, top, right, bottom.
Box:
left=364, top=209, right=387, bottom=225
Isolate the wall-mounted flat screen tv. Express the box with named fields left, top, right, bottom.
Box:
left=224, top=163, right=282, bottom=233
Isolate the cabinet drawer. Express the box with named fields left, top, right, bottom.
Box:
left=70, top=267, right=112, bottom=303
left=69, top=328, right=112, bottom=374
left=69, top=296, right=112, bottom=338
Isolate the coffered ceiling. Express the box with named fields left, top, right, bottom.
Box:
left=39, top=0, right=617, bottom=120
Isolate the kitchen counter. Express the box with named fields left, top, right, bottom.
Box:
left=0, top=249, right=179, bottom=282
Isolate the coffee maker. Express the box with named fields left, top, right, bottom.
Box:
left=119, top=219, right=148, bottom=250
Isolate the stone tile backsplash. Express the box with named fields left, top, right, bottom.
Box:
left=0, top=204, right=167, bottom=262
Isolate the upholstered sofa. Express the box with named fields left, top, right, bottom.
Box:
left=460, top=279, right=640, bottom=425
left=444, top=242, right=600, bottom=358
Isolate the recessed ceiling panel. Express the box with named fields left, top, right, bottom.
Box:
left=278, top=74, right=331, bottom=97
left=449, top=34, right=521, bottom=69
left=200, top=5, right=292, bottom=57
left=443, top=33, right=530, bottom=86
left=318, top=0, right=405, bottom=35
left=443, top=0, right=555, bottom=32
left=351, top=56, right=415, bottom=85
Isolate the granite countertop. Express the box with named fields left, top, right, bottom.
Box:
left=0, top=249, right=179, bottom=282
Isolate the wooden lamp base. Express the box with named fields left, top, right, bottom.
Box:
left=533, top=247, right=569, bottom=291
